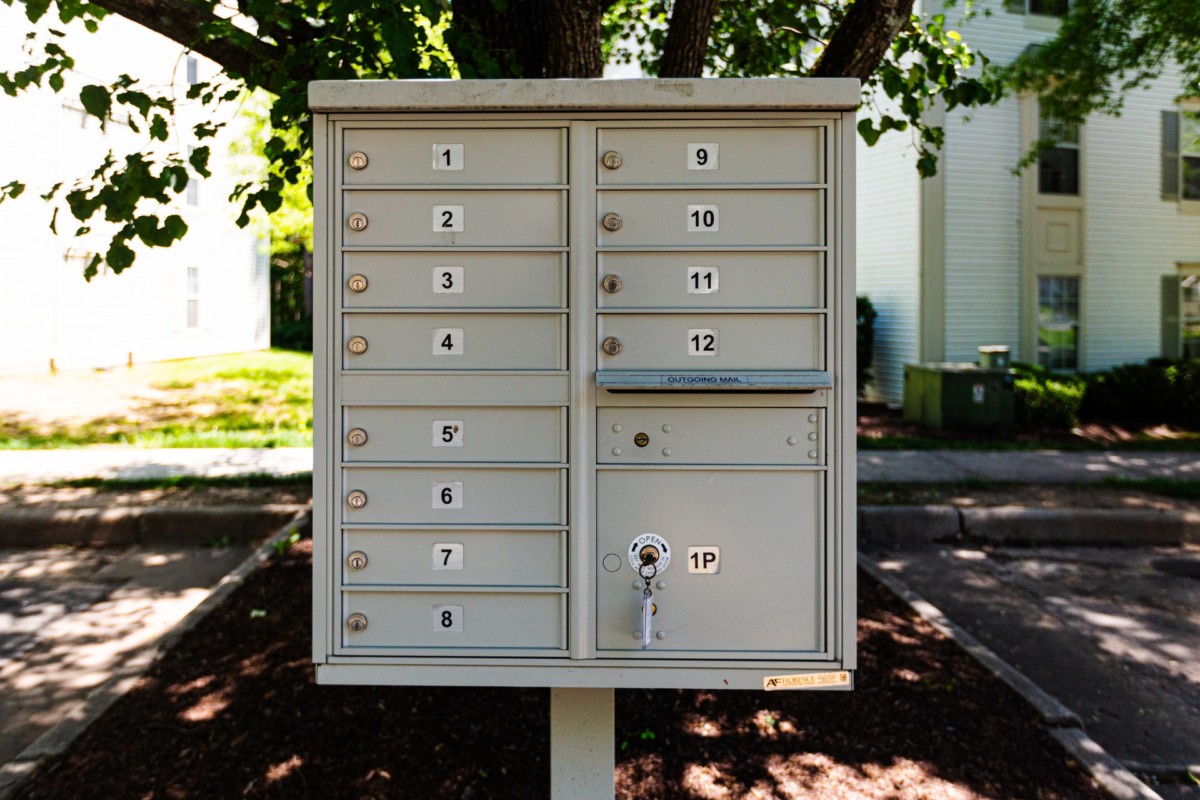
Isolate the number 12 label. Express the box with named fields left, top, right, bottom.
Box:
left=687, top=328, right=719, bottom=356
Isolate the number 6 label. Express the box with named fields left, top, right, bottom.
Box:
left=432, top=481, right=463, bottom=509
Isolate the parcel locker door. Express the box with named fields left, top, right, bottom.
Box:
left=596, top=469, right=825, bottom=656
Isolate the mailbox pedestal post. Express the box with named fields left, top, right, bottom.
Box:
left=309, top=78, right=858, bottom=748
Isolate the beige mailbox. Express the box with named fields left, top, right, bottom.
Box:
left=311, top=78, right=858, bottom=691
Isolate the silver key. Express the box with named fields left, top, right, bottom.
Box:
left=640, top=587, right=653, bottom=649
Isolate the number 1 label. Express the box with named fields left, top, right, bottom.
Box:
left=433, top=143, right=464, bottom=171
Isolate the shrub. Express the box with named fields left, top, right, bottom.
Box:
left=1080, top=358, right=1200, bottom=426
left=271, top=318, right=313, bottom=352
left=1012, top=363, right=1084, bottom=428
left=856, top=295, right=877, bottom=398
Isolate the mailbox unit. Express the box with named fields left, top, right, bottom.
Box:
left=311, top=79, right=858, bottom=690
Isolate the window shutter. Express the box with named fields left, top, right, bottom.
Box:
left=1005, top=0, right=1026, bottom=13
left=1162, top=110, right=1180, bottom=200
left=1162, top=275, right=1181, bottom=358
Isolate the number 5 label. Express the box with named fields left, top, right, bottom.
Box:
left=432, top=420, right=464, bottom=447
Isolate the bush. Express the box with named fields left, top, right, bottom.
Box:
left=271, top=318, right=313, bottom=352
left=856, top=295, right=877, bottom=398
left=1012, top=363, right=1084, bottom=428
left=1080, top=358, right=1200, bottom=426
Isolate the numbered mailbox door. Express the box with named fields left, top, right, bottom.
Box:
left=597, top=314, right=823, bottom=371
left=597, top=252, right=822, bottom=310
left=597, top=190, right=823, bottom=248
left=342, top=313, right=565, bottom=371
left=341, top=529, right=567, bottom=587
left=342, top=406, right=566, bottom=463
left=344, top=127, right=566, bottom=185
left=341, top=467, right=566, bottom=525
left=596, top=127, right=823, bottom=185
left=340, top=591, right=566, bottom=650
left=343, top=252, right=565, bottom=309
left=343, top=190, right=566, bottom=247
left=595, top=469, right=825, bottom=656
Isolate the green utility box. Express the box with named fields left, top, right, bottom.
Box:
left=903, top=363, right=1015, bottom=428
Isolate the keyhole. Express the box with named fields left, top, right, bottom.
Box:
left=639, top=545, right=660, bottom=566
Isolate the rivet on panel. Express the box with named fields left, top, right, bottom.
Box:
left=633, top=580, right=645, bottom=590
left=808, top=414, right=819, bottom=423
left=655, top=631, right=667, bottom=640
left=787, top=436, right=798, bottom=446
left=612, top=447, right=622, bottom=457
left=661, top=448, right=672, bottom=457
left=612, top=424, right=623, bottom=433
left=808, top=432, right=818, bottom=441
left=661, top=424, right=672, bottom=433
left=656, top=581, right=666, bottom=590
left=808, top=450, right=818, bottom=459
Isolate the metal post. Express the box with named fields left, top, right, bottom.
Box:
left=550, top=687, right=615, bottom=799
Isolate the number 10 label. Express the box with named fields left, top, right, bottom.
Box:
left=687, top=204, right=719, bottom=232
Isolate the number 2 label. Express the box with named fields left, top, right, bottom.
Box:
left=432, top=205, right=464, bottom=232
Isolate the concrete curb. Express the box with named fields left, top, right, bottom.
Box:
left=0, top=508, right=312, bottom=800
left=859, top=553, right=1163, bottom=800
left=860, top=505, right=1200, bottom=547
left=0, top=505, right=307, bottom=548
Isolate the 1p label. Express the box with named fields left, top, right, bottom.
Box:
left=687, top=546, right=720, bottom=574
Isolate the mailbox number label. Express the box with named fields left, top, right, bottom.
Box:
left=432, top=420, right=464, bottom=447
left=687, top=328, right=719, bottom=356
left=687, top=266, right=719, bottom=294
left=687, top=546, right=721, bottom=574
left=433, top=328, right=464, bottom=355
left=432, top=543, right=464, bottom=570
left=432, top=604, right=464, bottom=632
left=433, top=266, right=464, bottom=294
left=687, top=204, right=719, bottom=232
left=433, top=205, right=465, bottom=232
left=432, top=481, right=463, bottom=509
left=433, top=143, right=464, bottom=171
left=687, top=143, right=719, bottom=170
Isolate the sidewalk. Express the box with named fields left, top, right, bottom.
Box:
left=1, top=446, right=1198, bottom=486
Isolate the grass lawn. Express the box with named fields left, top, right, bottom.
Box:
left=0, top=350, right=312, bottom=449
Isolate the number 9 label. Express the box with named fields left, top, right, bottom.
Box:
left=688, top=143, right=719, bottom=170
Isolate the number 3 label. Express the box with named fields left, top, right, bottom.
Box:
left=432, top=481, right=463, bottom=509
left=433, top=266, right=464, bottom=294
left=432, top=604, right=464, bottom=632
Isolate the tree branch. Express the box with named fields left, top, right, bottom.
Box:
left=89, top=0, right=278, bottom=81
left=811, top=0, right=914, bottom=80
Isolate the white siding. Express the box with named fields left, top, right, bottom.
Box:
left=1083, top=63, right=1200, bottom=370
left=856, top=120, right=922, bottom=403
left=0, top=8, right=269, bottom=375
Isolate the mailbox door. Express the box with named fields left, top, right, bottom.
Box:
left=344, top=252, right=565, bottom=310
left=342, top=406, right=566, bottom=463
left=597, top=252, right=822, bottom=310
left=343, top=313, right=565, bottom=371
left=596, top=314, right=822, bottom=371
left=344, top=127, right=566, bottom=185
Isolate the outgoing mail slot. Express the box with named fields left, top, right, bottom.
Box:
left=342, top=313, right=564, bottom=371
left=595, top=469, right=823, bottom=655
left=597, top=252, right=822, bottom=310
left=341, top=529, right=566, bottom=586
left=344, top=128, right=565, bottom=185
left=343, top=406, right=565, bottom=463
left=343, top=190, right=566, bottom=247
left=343, top=252, right=565, bottom=309
left=597, top=190, right=822, bottom=248
left=597, top=314, right=822, bottom=371
left=597, top=126, right=822, bottom=185
left=342, top=467, right=565, bottom=525
left=340, top=590, right=565, bottom=650
left=598, top=408, right=822, bottom=465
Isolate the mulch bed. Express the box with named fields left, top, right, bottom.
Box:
left=15, top=538, right=1107, bottom=800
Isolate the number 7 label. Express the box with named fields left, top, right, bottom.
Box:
left=432, top=542, right=464, bottom=570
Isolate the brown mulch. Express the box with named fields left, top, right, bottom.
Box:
left=15, top=537, right=1107, bottom=800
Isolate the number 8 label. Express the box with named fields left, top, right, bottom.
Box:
left=432, top=604, right=464, bottom=633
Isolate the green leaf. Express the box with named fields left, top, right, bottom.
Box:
left=79, top=83, right=110, bottom=122
left=857, top=118, right=882, bottom=147
left=149, top=114, right=168, bottom=141
left=189, top=145, right=211, bottom=177
left=106, top=239, right=135, bottom=271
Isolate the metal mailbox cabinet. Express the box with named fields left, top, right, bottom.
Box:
left=311, top=79, right=857, bottom=691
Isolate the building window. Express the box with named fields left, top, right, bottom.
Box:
left=1006, top=0, right=1069, bottom=16
left=186, top=56, right=198, bottom=85
left=186, top=266, right=200, bottom=329
left=1038, top=107, right=1080, bottom=196
left=1037, top=276, right=1080, bottom=370
left=1181, top=272, right=1200, bottom=359
left=1182, top=112, right=1200, bottom=201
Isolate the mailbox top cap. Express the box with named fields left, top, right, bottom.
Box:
left=308, top=78, right=861, bottom=113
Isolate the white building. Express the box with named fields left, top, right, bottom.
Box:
left=857, top=0, right=1200, bottom=403
left=0, top=8, right=269, bottom=376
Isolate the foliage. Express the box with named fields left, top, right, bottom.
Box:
left=0, top=0, right=1007, bottom=275
left=1011, top=362, right=1084, bottom=428
left=272, top=316, right=313, bottom=353
left=857, top=295, right=878, bottom=398
left=1079, top=358, right=1200, bottom=427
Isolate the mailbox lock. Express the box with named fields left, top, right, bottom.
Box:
left=634, top=433, right=649, bottom=447
left=347, top=274, right=368, bottom=293
left=347, top=551, right=368, bottom=571
left=346, top=613, right=368, bottom=632
left=347, top=428, right=368, bottom=447
left=346, top=490, right=368, bottom=509
left=601, top=212, right=623, bottom=232
left=601, top=337, right=623, bottom=356
left=348, top=151, right=369, bottom=170
left=601, top=274, right=623, bottom=294
left=347, top=212, right=369, bottom=231
left=347, top=336, right=368, bottom=355
left=601, top=150, right=623, bottom=170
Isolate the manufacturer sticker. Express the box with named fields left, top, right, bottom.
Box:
left=763, top=671, right=851, bottom=691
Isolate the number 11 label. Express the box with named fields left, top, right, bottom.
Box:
left=687, top=267, right=719, bottom=294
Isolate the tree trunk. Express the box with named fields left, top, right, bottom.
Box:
left=449, top=0, right=608, bottom=79
left=812, top=0, right=915, bottom=81
left=657, top=0, right=720, bottom=78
